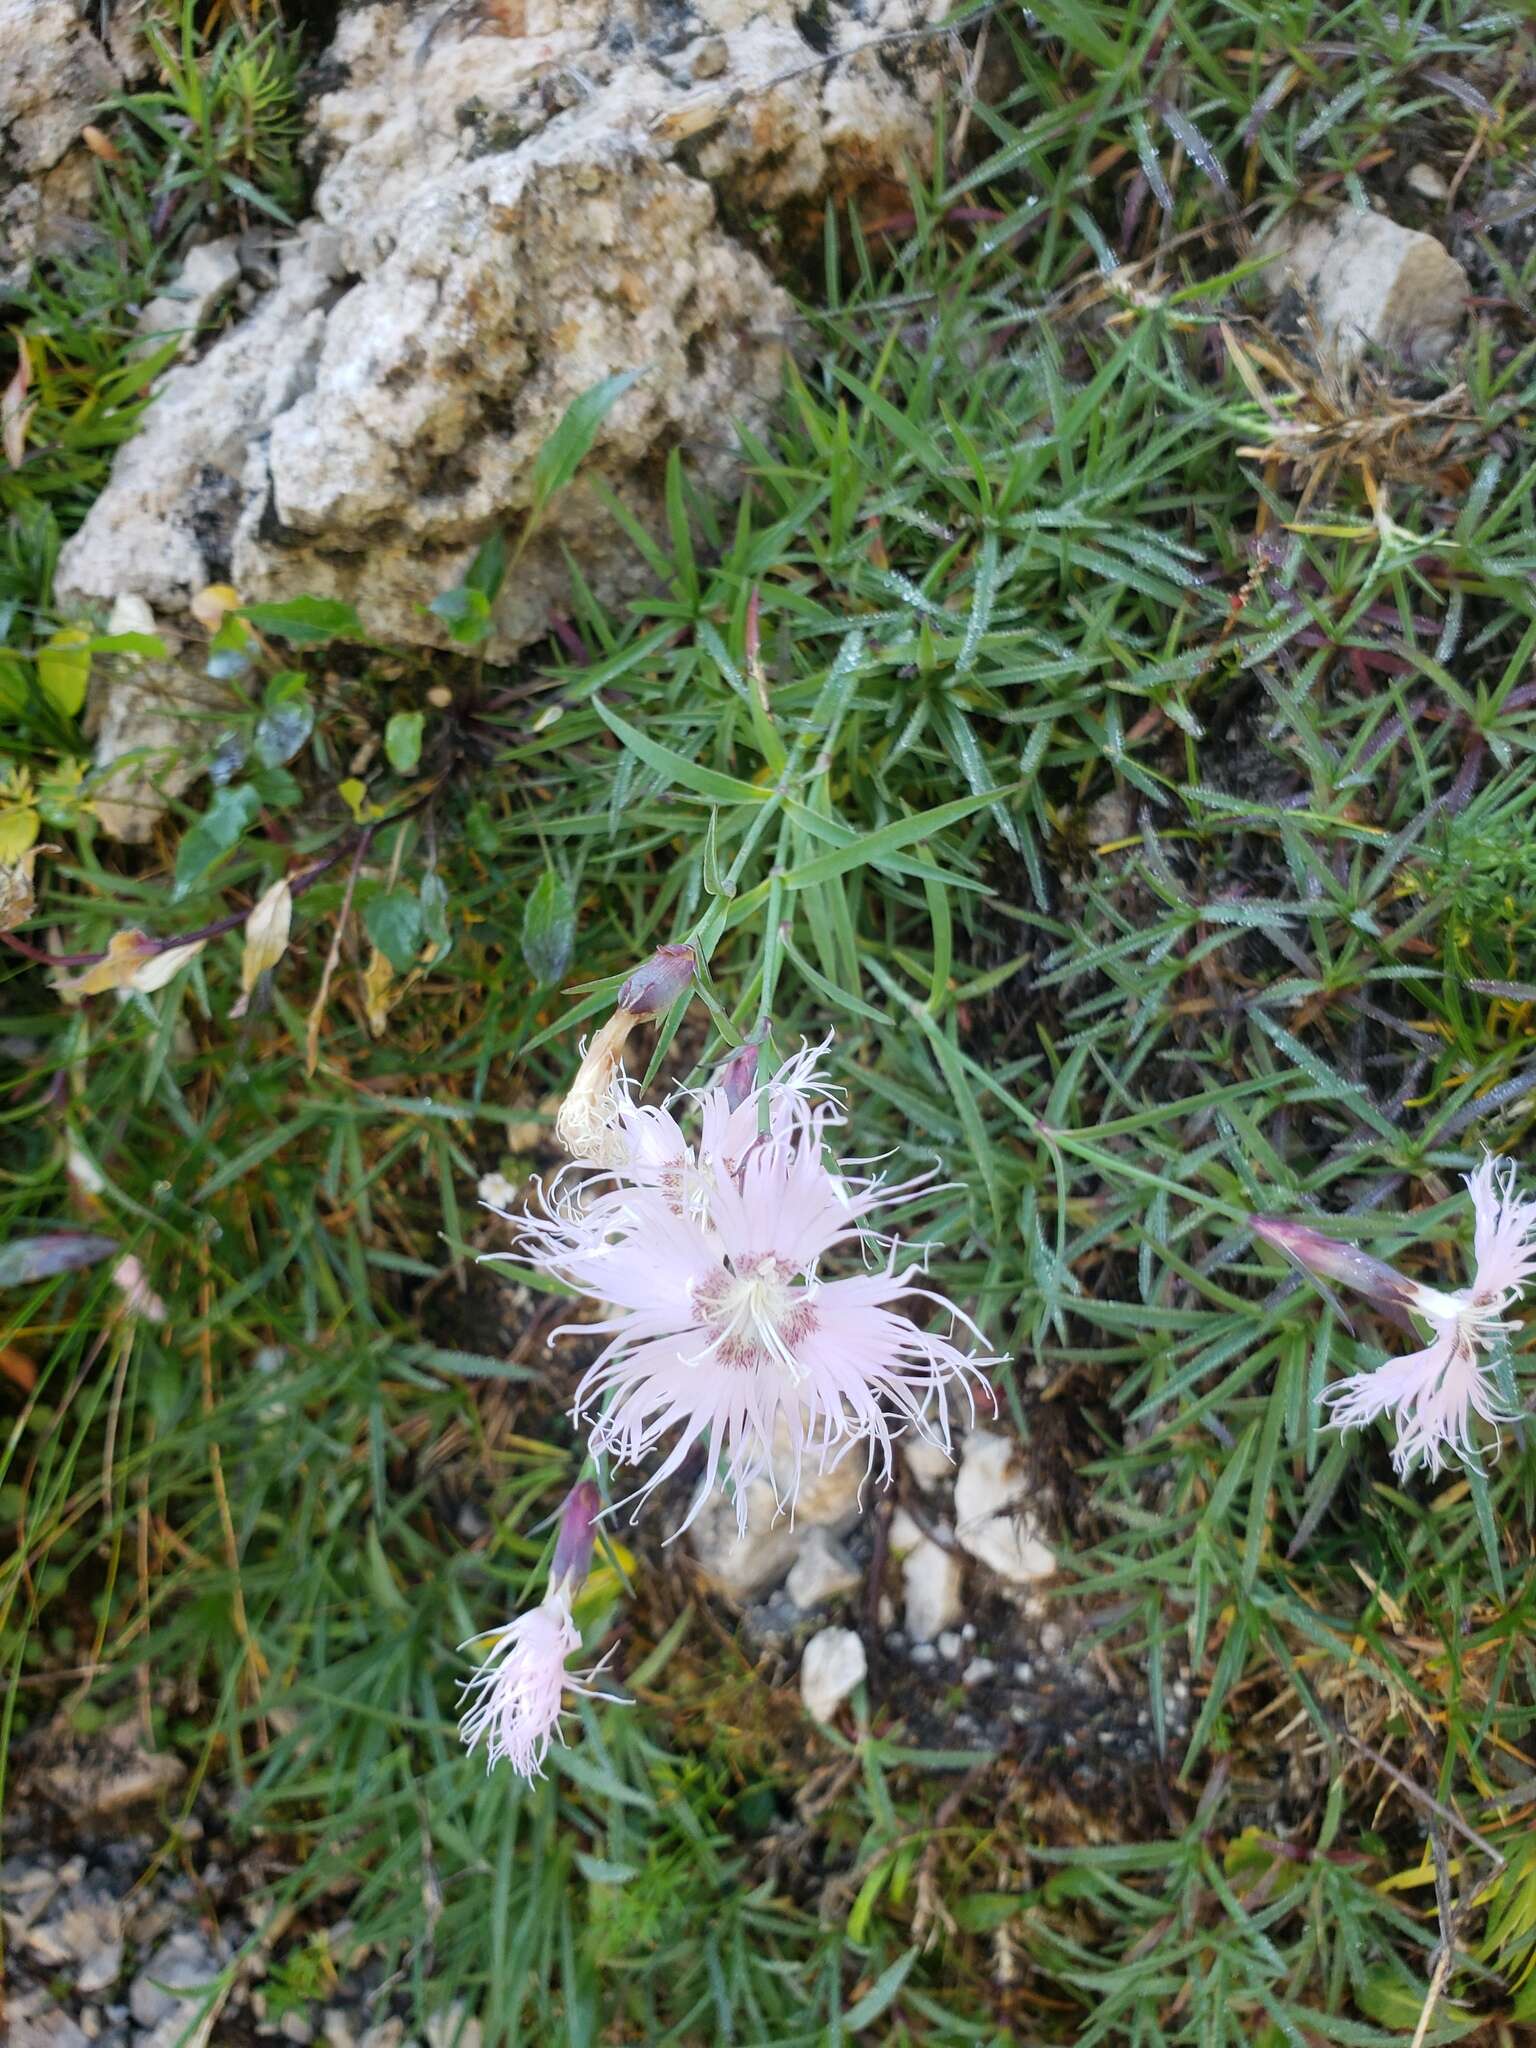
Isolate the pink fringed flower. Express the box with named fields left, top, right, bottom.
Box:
left=1253, top=1155, right=1536, bottom=1477
left=503, top=1042, right=992, bottom=1532
left=458, top=1481, right=619, bottom=1777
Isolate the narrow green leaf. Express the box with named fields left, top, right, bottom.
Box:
left=592, top=697, right=771, bottom=805
left=842, top=1948, right=919, bottom=2029
left=529, top=368, right=646, bottom=521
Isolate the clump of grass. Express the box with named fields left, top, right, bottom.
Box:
left=5, top=1, right=1536, bottom=2042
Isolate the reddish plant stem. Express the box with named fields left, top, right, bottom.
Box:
left=0, top=792, right=435, bottom=972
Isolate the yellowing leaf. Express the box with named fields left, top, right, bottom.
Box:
left=54, top=928, right=206, bottom=1000
left=240, top=876, right=293, bottom=993
left=36, top=627, right=91, bottom=717
left=2, top=334, right=34, bottom=470
left=0, top=807, right=40, bottom=860
left=0, top=839, right=53, bottom=932
left=131, top=937, right=207, bottom=993
left=361, top=946, right=395, bottom=1036
left=190, top=583, right=241, bottom=632
left=337, top=777, right=369, bottom=823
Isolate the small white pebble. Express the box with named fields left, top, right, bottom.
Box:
left=936, top=1630, right=962, bottom=1661
left=800, top=1628, right=866, bottom=1723
left=902, top=1437, right=954, bottom=1491
left=962, top=1657, right=995, bottom=1686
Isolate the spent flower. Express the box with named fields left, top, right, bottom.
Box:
left=1253, top=1155, right=1536, bottom=1476
left=554, top=943, right=696, bottom=1164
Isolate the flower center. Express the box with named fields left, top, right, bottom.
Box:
left=691, top=1254, right=816, bottom=1380
left=657, top=1156, right=715, bottom=1229
left=1419, top=1283, right=1514, bottom=1353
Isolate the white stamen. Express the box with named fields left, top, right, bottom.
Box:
left=691, top=1258, right=810, bottom=1383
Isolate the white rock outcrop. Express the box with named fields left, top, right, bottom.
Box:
left=0, top=0, right=121, bottom=285
left=56, top=0, right=961, bottom=670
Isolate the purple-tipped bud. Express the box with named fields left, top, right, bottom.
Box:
left=716, top=1038, right=761, bottom=1112
left=550, top=1479, right=602, bottom=1592
left=1251, top=1215, right=1425, bottom=1321
left=616, top=944, right=695, bottom=1019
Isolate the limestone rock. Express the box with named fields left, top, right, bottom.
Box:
left=0, top=0, right=122, bottom=285
left=135, top=237, right=244, bottom=358
left=953, top=1432, right=1056, bottom=1586
left=16, top=1881, right=123, bottom=1982
left=1264, top=207, right=1469, bottom=370
left=61, top=224, right=351, bottom=617
left=56, top=0, right=966, bottom=834
left=799, top=1626, right=866, bottom=1722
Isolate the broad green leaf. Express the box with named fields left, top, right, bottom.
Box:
left=255, top=675, right=315, bottom=768
left=173, top=784, right=262, bottom=900
left=364, top=887, right=424, bottom=973
left=206, top=614, right=257, bottom=680
left=36, top=627, right=91, bottom=716
left=78, top=631, right=168, bottom=659
left=427, top=582, right=493, bottom=648
left=241, top=596, right=364, bottom=645
left=420, top=870, right=452, bottom=957
left=384, top=710, right=424, bottom=774
left=521, top=869, right=575, bottom=986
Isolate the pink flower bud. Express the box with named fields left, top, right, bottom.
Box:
left=550, top=1479, right=602, bottom=1592
left=715, top=1038, right=761, bottom=1112
left=1250, top=1215, right=1422, bottom=1318
left=615, top=944, right=695, bottom=1018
